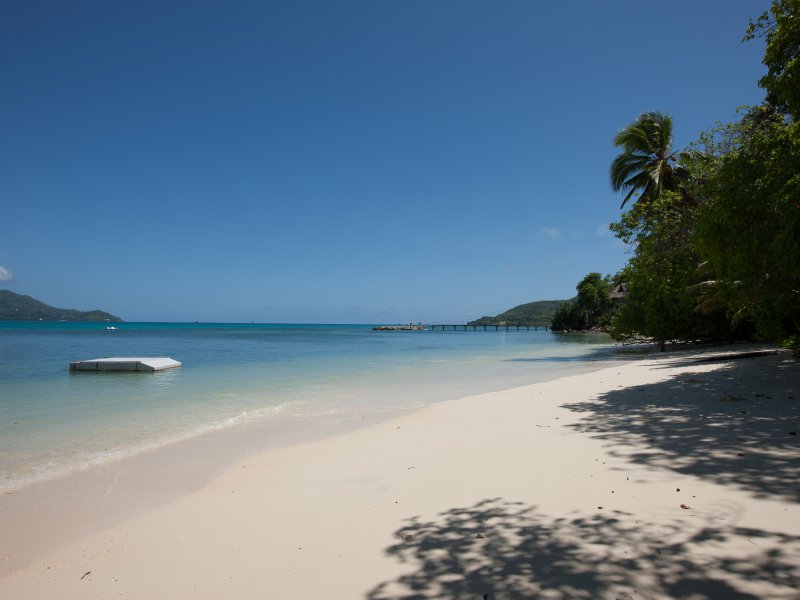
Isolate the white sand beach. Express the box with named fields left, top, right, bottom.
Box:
left=1, top=348, right=799, bottom=599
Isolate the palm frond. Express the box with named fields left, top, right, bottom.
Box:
left=611, top=111, right=683, bottom=208
left=621, top=187, right=640, bottom=209
left=686, top=280, right=717, bottom=293
left=610, top=154, right=650, bottom=190
left=614, top=126, right=653, bottom=153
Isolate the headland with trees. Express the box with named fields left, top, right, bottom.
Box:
left=552, top=0, right=799, bottom=355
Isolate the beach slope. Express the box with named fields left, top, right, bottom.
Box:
left=1, top=349, right=799, bottom=598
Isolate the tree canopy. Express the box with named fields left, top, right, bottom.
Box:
left=553, top=2, right=799, bottom=353
left=551, top=273, right=613, bottom=331
left=694, top=105, right=800, bottom=343
left=746, top=0, right=800, bottom=118
left=609, top=111, right=694, bottom=209
left=578, top=1, right=798, bottom=353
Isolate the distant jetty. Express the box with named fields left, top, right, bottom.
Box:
left=373, top=322, right=425, bottom=331
left=430, top=323, right=550, bottom=331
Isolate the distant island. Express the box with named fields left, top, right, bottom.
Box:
left=0, top=290, right=122, bottom=322
left=468, top=299, right=568, bottom=327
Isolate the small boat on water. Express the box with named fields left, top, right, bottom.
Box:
left=106, top=326, right=118, bottom=330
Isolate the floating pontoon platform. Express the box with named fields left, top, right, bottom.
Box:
left=69, top=357, right=182, bottom=372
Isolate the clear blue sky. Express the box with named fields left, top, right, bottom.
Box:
left=1, top=0, right=770, bottom=323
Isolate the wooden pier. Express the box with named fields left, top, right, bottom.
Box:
left=429, top=324, right=550, bottom=331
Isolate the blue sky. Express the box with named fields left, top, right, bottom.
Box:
left=2, top=1, right=770, bottom=323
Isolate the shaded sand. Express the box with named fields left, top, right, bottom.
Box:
left=1, top=348, right=799, bottom=598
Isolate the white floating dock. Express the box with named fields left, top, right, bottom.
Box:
left=69, top=357, right=182, bottom=372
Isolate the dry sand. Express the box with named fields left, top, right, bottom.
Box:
left=1, top=347, right=799, bottom=598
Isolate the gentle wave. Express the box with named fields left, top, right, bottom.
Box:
left=0, top=323, right=626, bottom=492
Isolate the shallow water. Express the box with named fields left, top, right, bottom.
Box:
left=0, top=322, right=629, bottom=490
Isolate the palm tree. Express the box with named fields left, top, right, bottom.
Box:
left=610, top=111, right=692, bottom=209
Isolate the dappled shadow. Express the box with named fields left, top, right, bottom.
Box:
left=367, top=498, right=800, bottom=599
left=563, top=354, right=800, bottom=502
left=646, top=349, right=780, bottom=369
left=508, top=345, right=655, bottom=364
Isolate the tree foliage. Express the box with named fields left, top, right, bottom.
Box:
left=551, top=272, right=613, bottom=330
left=694, top=106, right=800, bottom=341
left=746, top=0, right=800, bottom=118
left=469, top=300, right=567, bottom=327
left=609, top=111, right=696, bottom=208
left=608, top=193, right=730, bottom=345
left=600, top=2, right=800, bottom=352
left=551, top=4, right=799, bottom=351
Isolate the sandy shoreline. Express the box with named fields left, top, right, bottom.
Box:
left=1, top=347, right=799, bottom=598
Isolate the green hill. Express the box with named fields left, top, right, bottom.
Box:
left=468, top=299, right=568, bottom=327
left=0, top=290, right=122, bottom=322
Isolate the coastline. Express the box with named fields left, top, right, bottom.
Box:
left=0, top=347, right=630, bottom=578
left=2, top=346, right=799, bottom=598
left=0, top=323, right=622, bottom=494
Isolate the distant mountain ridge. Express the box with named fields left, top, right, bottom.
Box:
left=0, top=290, right=122, bottom=322
left=468, top=299, right=568, bottom=327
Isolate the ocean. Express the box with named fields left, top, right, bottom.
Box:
left=0, top=322, right=630, bottom=491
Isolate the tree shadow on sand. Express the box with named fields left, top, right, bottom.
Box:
left=368, top=354, right=800, bottom=599
left=367, top=498, right=800, bottom=599
left=562, top=353, right=800, bottom=502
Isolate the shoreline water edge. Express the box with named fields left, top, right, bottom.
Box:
left=1, top=324, right=798, bottom=597
left=0, top=322, right=624, bottom=493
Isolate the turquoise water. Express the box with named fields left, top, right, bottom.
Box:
left=0, top=322, right=626, bottom=491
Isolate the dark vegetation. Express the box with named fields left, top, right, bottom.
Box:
left=550, top=273, right=616, bottom=331
left=560, top=1, right=800, bottom=354
left=469, top=299, right=567, bottom=327
left=0, top=289, right=122, bottom=322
